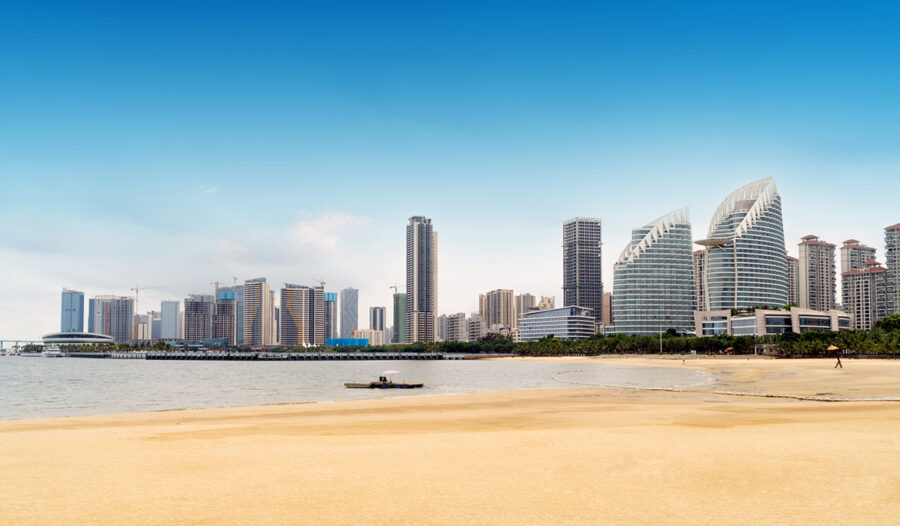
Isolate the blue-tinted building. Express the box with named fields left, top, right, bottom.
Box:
left=324, top=293, right=338, bottom=340
left=326, top=338, right=369, bottom=347
left=340, top=287, right=358, bottom=338
left=610, top=209, right=694, bottom=335
left=518, top=307, right=595, bottom=341
left=61, top=289, right=84, bottom=333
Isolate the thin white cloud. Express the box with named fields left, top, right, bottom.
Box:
left=200, top=185, right=219, bottom=194
left=291, top=211, right=372, bottom=255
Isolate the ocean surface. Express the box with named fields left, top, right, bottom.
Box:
left=0, top=357, right=716, bottom=420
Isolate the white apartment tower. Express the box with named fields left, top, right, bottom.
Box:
left=798, top=235, right=836, bottom=312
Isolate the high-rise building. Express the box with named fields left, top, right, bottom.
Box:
left=886, top=224, right=900, bottom=315
left=61, top=288, right=84, bottom=332
left=798, top=235, right=836, bottom=312
left=466, top=314, right=485, bottom=342
left=218, top=285, right=244, bottom=344
left=160, top=300, right=180, bottom=340
left=184, top=294, right=215, bottom=341
left=324, top=292, right=338, bottom=340
left=610, top=208, right=694, bottom=335
left=309, top=285, right=325, bottom=346
left=479, top=289, right=515, bottom=330
left=370, top=306, right=386, bottom=331
left=840, top=239, right=877, bottom=275
left=280, top=284, right=310, bottom=346
left=515, top=293, right=536, bottom=323
left=699, top=178, right=788, bottom=310
left=244, top=278, right=274, bottom=346
left=445, top=313, right=468, bottom=342
left=406, top=216, right=438, bottom=343
left=842, top=261, right=890, bottom=330
left=562, top=217, right=603, bottom=322
left=214, top=291, right=237, bottom=346
left=149, top=310, right=161, bottom=340
left=692, top=250, right=706, bottom=311
left=602, top=292, right=613, bottom=327
left=786, top=256, right=800, bottom=306
left=392, top=292, right=407, bottom=344
left=88, top=295, right=134, bottom=343
left=340, top=287, right=359, bottom=338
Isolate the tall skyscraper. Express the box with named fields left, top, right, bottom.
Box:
left=370, top=306, right=386, bottom=331
left=610, top=208, right=694, bottom=335
left=699, top=178, right=788, bottom=310
left=160, top=300, right=180, bottom=340
left=842, top=261, right=890, bottom=330
left=149, top=310, right=162, bottom=340
left=244, top=278, right=274, bottom=346
left=61, top=288, right=84, bottom=332
left=562, top=217, right=603, bottom=322
left=479, top=289, right=515, bottom=330
left=798, top=235, right=836, bottom=312
left=324, top=292, right=338, bottom=340
left=214, top=291, right=237, bottom=346
left=340, top=287, right=359, bottom=338
left=280, top=284, right=310, bottom=346
left=406, top=216, right=438, bottom=343
left=309, top=285, right=325, bottom=345
left=184, top=294, right=215, bottom=341
left=886, top=224, right=900, bottom=315
left=692, top=250, right=706, bottom=311
left=218, top=285, right=244, bottom=344
left=840, top=239, right=877, bottom=275
left=786, top=256, right=800, bottom=306
left=392, top=292, right=407, bottom=344
left=437, top=314, right=448, bottom=341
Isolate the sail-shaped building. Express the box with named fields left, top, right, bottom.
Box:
left=697, top=178, right=788, bottom=311
left=610, top=208, right=694, bottom=335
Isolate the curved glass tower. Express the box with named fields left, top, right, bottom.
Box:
left=699, top=178, right=788, bottom=310
left=610, top=208, right=694, bottom=335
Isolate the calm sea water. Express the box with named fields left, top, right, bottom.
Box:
left=0, top=357, right=715, bottom=420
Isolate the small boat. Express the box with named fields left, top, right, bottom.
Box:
left=345, top=381, right=424, bottom=389
left=345, top=370, right=423, bottom=389
left=42, top=345, right=64, bottom=358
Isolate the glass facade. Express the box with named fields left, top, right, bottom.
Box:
left=609, top=209, right=694, bottom=336
left=704, top=178, right=788, bottom=310
left=519, top=307, right=595, bottom=341
left=60, top=289, right=84, bottom=333
left=563, top=218, right=603, bottom=322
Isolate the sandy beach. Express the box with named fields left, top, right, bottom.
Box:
left=2, top=358, right=899, bottom=525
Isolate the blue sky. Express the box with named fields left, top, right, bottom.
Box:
left=3, top=2, right=900, bottom=338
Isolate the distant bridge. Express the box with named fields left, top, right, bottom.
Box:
left=0, top=339, right=43, bottom=350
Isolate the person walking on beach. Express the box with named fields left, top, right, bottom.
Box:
left=835, top=354, right=842, bottom=369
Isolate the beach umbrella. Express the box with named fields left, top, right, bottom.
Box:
left=827, top=345, right=840, bottom=351
left=382, top=370, right=400, bottom=375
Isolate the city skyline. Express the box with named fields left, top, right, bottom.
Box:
left=5, top=3, right=900, bottom=338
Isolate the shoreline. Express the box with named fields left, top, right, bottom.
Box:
left=3, top=359, right=900, bottom=525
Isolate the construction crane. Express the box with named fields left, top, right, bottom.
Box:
left=211, top=281, right=226, bottom=298
left=389, top=284, right=401, bottom=294
left=314, top=278, right=326, bottom=288
left=130, top=285, right=164, bottom=319
left=230, top=275, right=238, bottom=285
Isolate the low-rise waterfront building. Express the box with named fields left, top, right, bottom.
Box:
left=694, top=307, right=850, bottom=337
left=518, top=306, right=596, bottom=341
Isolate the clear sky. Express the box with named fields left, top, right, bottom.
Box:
left=3, top=1, right=900, bottom=338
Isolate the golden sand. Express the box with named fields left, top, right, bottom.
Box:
left=2, top=358, right=899, bottom=525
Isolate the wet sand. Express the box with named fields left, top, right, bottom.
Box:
left=2, top=358, right=899, bottom=525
